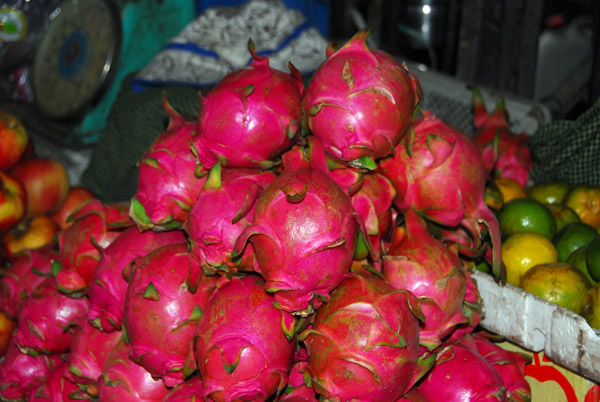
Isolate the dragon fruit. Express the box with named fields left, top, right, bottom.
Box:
left=122, top=242, right=218, bottom=387
left=194, top=275, right=296, bottom=402
left=382, top=209, right=469, bottom=350
left=184, top=163, right=275, bottom=275
left=130, top=97, right=207, bottom=231
left=378, top=111, right=504, bottom=282
left=0, top=341, right=64, bottom=401
left=299, top=271, right=434, bottom=402
left=13, top=277, right=89, bottom=355
left=87, top=225, right=185, bottom=332
left=277, top=360, right=318, bottom=402
left=472, top=87, right=532, bottom=187
left=163, top=375, right=205, bottom=401
left=302, top=29, right=421, bottom=167
left=445, top=267, right=483, bottom=343
left=0, top=245, right=56, bottom=319
left=194, top=39, right=304, bottom=170
left=98, top=337, right=170, bottom=401
left=65, top=318, right=122, bottom=397
left=470, top=333, right=532, bottom=402
left=54, top=198, right=133, bottom=294
left=30, top=361, right=87, bottom=402
left=414, top=336, right=507, bottom=402
left=350, top=171, right=396, bottom=260
left=233, top=138, right=363, bottom=315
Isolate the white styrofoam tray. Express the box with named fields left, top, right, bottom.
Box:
left=474, top=270, right=600, bottom=383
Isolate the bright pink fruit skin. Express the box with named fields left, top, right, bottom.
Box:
left=378, top=111, right=503, bottom=282
left=415, top=338, right=507, bottom=402
left=55, top=198, right=133, bottom=294
left=0, top=342, right=64, bottom=401
left=194, top=43, right=304, bottom=170
left=445, top=268, right=483, bottom=343
left=184, top=165, right=276, bottom=275
left=88, top=226, right=186, bottom=332
left=163, top=375, right=206, bottom=401
left=194, top=275, right=296, bottom=402
left=233, top=140, right=359, bottom=314
left=98, top=338, right=170, bottom=401
left=383, top=209, right=468, bottom=350
left=30, top=361, right=87, bottom=402
left=122, top=242, right=217, bottom=388
left=13, top=277, right=89, bottom=355
left=303, top=29, right=421, bottom=164
left=131, top=98, right=208, bottom=231
left=471, top=333, right=532, bottom=402
left=0, top=245, right=56, bottom=319
left=65, top=318, right=122, bottom=395
left=276, top=361, right=318, bottom=402
left=299, top=272, right=433, bottom=402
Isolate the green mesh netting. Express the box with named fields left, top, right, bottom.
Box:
left=529, top=98, right=600, bottom=187
left=80, top=75, right=204, bottom=203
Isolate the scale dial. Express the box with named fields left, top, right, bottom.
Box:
left=31, top=0, right=121, bottom=120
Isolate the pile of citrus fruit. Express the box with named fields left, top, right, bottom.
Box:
left=481, top=177, right=600, bottom=330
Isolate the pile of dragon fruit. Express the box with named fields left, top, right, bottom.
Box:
left=0, top=30, right=533, bottom=402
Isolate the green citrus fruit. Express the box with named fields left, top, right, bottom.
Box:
left=502, top=232, right=558, bottom=287
left=581, top=282, right=600, bottom=329
left=520, top=262, right=591, bottom=314
left=553, top=222, right=598, bottom=262
left=585, top=236, right=600, bottom=282
left=498, top=198, right=557, bottom=240
left=527, top=181, right=570, bottom=205
left=546, top=202, right=580, bottom=232
left=566, top=246, right=596, bottom=285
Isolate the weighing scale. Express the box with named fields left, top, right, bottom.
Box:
left=25, top=0, right=196, bottom=146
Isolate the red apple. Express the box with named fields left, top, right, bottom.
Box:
left=0, top=171, right=26, bottom=234
left=2, top=214, right=59, bottom=259
left=10, top=157, right=70, bottom=216
left=0, top=110, right=29, bottom=170
left=51, top=186, right=97, bottom=230
left=0, top=311, right=16, bottom=357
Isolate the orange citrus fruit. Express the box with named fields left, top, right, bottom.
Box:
left=520, top=262, right=591, bottom=314
left=527, top=181, right=570, bottom=205
left=585, top=236, right=600, bottom=282
left=565, top=185, right=600, bottom=228
left=546, top=202, right=580, bottom=232
left=484, top=181, right=503, bottom=211
left=494, top=177, right=527, bottom=203
left=502, top=232, right=558, bottom=286
left=582, top=283, right=600, bottom=329
left=498, top=198, right=557, bottom=240
left=552, top=222, right=597, bottom=262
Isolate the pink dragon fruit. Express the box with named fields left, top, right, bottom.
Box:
left=98, top=337, right=170, bottom=401
left=233, top=138, right=362, bottom=315
left=87, top=225, right=185, bottom=332
left=13, top=277, right=89, bottom=355
left=302, top=29, right=421, bottom=167
left=0, top=245, right=56, bottom=319
left=194, top=275, right=296, bottom=402
left=130, top=97, right=208, bottom=231
left=55, top=198, right=133, bottom=294
left=378, top=111, right=504, bottom=282
left=350, top=171, right=396, bottom=260
left=445, top=266, right=483, bottom=343
left=65, top=318, right=122, bottom=397
left=399, top=388, right=431, bottom=402
left=277, top=361, right=318, bottom=402
left=0, top=341, right=64, bottom=401
left=30, top=361, right=87, bottom=402
left=471, top=333, right=532, bottom=402
left=472, top=87, right=532, bottom=187
left=122, top=242, right=218, bottom=387
left=299, top=271, right=434, bottom=402
left=184, top=163, right=275, bottom=275
left=163, top=375, right=205, bottom=401
left=382, top=208, right=469, bottom=350
left=414, top=336, right=507, bottom=402
left=193, top=39, right=304, bottom=170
